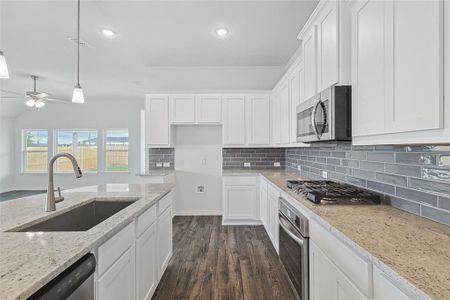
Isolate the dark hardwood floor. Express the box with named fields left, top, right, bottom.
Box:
left=152, top=216, right=297, bottom=300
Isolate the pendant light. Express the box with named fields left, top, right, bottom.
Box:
left=72, top=0, right=85, bottom=103
left=0, top=50, right=9, bottom=79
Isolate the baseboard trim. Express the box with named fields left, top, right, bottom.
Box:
left=222, top=219, right=262, bottom=226
left=173, top=210, right=222, bottom=216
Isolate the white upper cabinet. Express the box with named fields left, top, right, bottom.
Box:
left=303, top=26, right=318, bottom=101
left=279, top=82, right=290, bottom=144
left=271, top=92, right=281, bottom=145
left=195, top=94, right=222, bottom=124
left=289, top=64, right=302, bottom=144
left=247, top=95, right=270, bottom=146
left=317, top=0, right=339, bottom=91
left=145, top=95, right=170, bottom=147
left=385, top=0, right=444, bottom=133
left=170, top=95, right=196, bottom=124
left=223, top=95, right=246, bottom=146
left=351, top=0, right=447, bottom=144
left=351, top=0, right=389, bottom=136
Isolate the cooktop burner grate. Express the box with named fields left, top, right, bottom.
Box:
left=286, top=180, right=381, bottom=205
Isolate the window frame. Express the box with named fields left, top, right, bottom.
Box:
left=104, top=128, right=130, bottom=173
left=21, top=129, right=50, bottom=174
left=54, top=129, right=99, bottom=174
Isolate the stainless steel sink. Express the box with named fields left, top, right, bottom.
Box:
left=13, top=200, right=135, bottom=232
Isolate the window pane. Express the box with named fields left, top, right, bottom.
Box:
left=56, top=130, right=98, bottom=172
left=24, top=130, right=48, bottom=172
left=77, top=131, right=97, bottom=172
left=56, top=131, right=74, bottom=172
left=106, top=130, right=129, bottom=172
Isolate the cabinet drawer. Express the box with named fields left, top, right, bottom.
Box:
left=158, top=191, right=173, bottom=216
left=137, top=204, right=157, bottom=237
left=310, top=220, right=371, bottom=296
left=98, top=221, right=135, bottom=276
left=223, top=175, right=258, bottom=186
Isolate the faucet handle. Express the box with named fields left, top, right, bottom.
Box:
left=55, top=187, right=64, bottom=203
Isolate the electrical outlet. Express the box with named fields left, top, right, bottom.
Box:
left=244, top=162, right=251, bottom=168
left=273, top=162, right=281, bottom=167
left=297, top=165, right=301, bottom=171
left=322, top=171, right=328, bottom=179
left=156, top=162, right=163, bottom=168
left=196, top=185, right=206, bottom=193
left=200, top=157, right=207, bottom=165
left=163, top=162, right=170, bottom=168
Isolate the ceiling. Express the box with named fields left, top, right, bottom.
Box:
left=0, top=0, right=318, bottom=117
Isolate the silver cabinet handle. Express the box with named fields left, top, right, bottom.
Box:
left=279, top=212, right=304, bottom=246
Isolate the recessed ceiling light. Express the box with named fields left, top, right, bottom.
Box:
left=101, top=28, right=116, bottom=37
left=215, top=28, right=229, bottom=37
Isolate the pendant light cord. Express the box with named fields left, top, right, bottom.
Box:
left=77, top=0, right=80, bottom=85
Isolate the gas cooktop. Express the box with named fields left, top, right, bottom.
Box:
left=287, top=180, right=381, bottom=205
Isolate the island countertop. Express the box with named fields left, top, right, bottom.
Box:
left=0, top=183, right=173, bottom=300
left=223, top=169, right=450, bottom=300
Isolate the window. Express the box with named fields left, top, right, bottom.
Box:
left=56, top=130, right=98, bottom=172
left=23, top=130, right=48, bottom=172
left=105, top=130, right=129, bottom=172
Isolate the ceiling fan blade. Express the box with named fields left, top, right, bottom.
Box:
left=45, top=98, right=72, bottom=103
left=0, top=89, right=23, bottom=96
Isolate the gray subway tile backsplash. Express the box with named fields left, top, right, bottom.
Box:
left=148, top=148, right=175, bottom=170
left=222, top=148, right=285, bottom=169
left=286, top=142, right=450, bottom=226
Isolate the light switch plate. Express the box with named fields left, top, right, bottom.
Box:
left=156, top=162, right=163, bottom=168
left=322, top=171, right=328, bottom=179
left=244, top=162, right=251, bottom=168
left=163, top=162, right=170, bottom=168
left=274, top=162, right=281, bottom=167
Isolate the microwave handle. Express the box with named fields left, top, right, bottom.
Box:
left=311, top=99, right=321, bottom=139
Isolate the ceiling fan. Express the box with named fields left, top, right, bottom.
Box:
left=0, top=75, right=71, bottom=109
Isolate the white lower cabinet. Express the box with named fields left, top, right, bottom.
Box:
left=310, top=241, right=367, bottom=300
left=222, top=176, right=259, bottom=225
left=136, top=223, right=157, bottom=300
left=157, top=206, right=173, bottom=280
left=95, top=191, right=173, bottom=300
left=259, top=178, right=269, bottom=232
left=98, top=246, right=136, bottom=300
left=373, top=265, right=412, bottom=300
left=267, top=183, right=280, bottom=252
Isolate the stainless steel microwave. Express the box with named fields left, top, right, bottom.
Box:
left=296, top=85, right=352, bottom=143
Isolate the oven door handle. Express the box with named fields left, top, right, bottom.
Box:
left=279, top=212, right=304, bottom=246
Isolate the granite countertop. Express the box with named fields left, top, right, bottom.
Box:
left=224, top=169, right=450, bottom=300
left=0, top=183, right=173, bottom=300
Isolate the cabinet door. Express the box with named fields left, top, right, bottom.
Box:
left=373, top=266, right=412, bottom=300
left=351, top=0, right=388, bottom=136
left=97, top=246, right=136, bottom=300
left=268, top=193, right=279, bottom=251
left=247, top=95, right=270, bottom=146
left=303, top=26, right=317, bottom=101
left=310, top=241, right=367, bottom=300
left=145, top=95, right=170, bottom=146
left=223, top=185, right=257, bottom=220
left=289, top=66, right=302, bottom=143
left=279, top=82, right=290, bottom=144
left=385, top=0, right=444, bottom=133
left=317, top=0, right=339, bottom=91
left=271, top=92, right=281, bottom=145
left=223, top=96, right=246, bottom=146
left=170, top=95, right=196, bottom=124
left=259, top=185, right=268, bottom=231
left=157, top=207, right=172, bottom=280
left=195, top=94, right=222, bottom=123
left=136, top=223, right=157, bottom=300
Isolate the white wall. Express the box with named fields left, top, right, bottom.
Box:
left=0, top=117, right=14, bottom=192
left=12, top=100, right=146, bottom=189
left=173, top=125, right=223, bottom=215
left=146, top=66, right=285, bottom=91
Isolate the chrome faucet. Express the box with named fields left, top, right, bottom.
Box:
left=46, top=153, right=83, bottom=212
